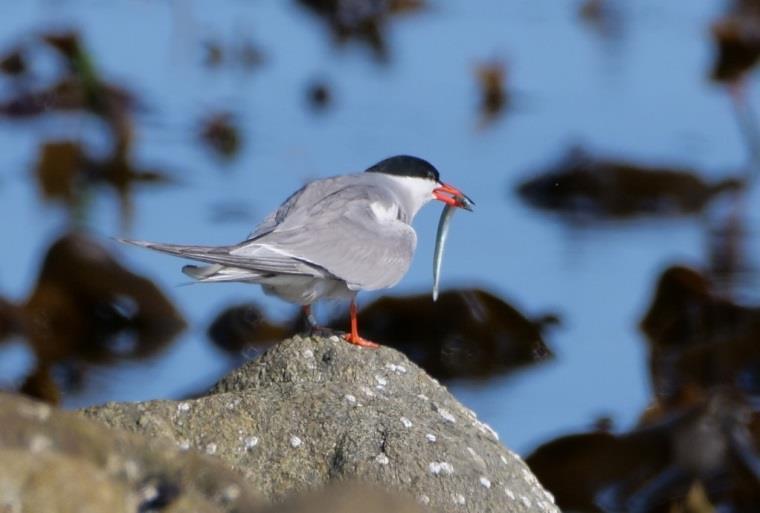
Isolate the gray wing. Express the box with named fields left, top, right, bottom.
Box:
left=247, top=186, right=306, bottom=240
left=246, top=175, right=355, bottom=240
left=233, top=183, right=417, bottom=290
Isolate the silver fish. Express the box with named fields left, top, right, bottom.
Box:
left=433, top=203, right=456, bottom=301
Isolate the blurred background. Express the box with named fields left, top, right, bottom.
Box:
left=2, top=0, right=760, bottom=511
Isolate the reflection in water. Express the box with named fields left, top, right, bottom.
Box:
left=325, top=288, right=557, bottom=380
left=0, top=31, right=135, bottom=120
left=202, top=36, right=266, bottom=71
left=710, top=0, right=760, bottom=85
left=0, top=233, right=185, bottom=404
left=0, top=31, right=171, bottom=231
left=199, top=111, right=243, bottom=162
left=43, top=31, right=136, bottom=124
left=475, top=59, right=508, bottom=128
left=528, top=265, right=760, bottom=512
left=528, top=389, right=760, bottom=512
left=706, top=197, right=754, bottom=295
left=0, top=75, right=135, bottom=119
left=710, top=0, right=760, bottom=174
left=516, top=146, right=744, bottom=220
left=641, top=266, right=760, bottom=403
left=306, top=80, right=333, bottom=111
left=0, top=297, right=19, bottom=340
left=208, top=302, right=290, bottom=354
left=295, top=0, right=426, bottom=61
left=578, top=0, right=624, bottom=40
left=33, top=138, right=172, bottom=231
left=208, top=288, right=556, bottom=380
left=0, top=47, right=26, bottom=77
left=34, top=142, right=83, bottom=207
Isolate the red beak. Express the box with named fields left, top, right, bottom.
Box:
left=433, top=183, right=475, bottom=211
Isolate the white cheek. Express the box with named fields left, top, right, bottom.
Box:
left=418, top=187, right=437, bottom=206
left=384, top=175, right=438, bottom=216
left=406, top=178, right=437, bottom=203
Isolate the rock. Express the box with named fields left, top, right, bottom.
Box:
left=0, top=392, right=262, bottom=513
left=83, top=335, right=559, bottom=513
left=256, top=482, right=427, bottom=513
left=0, top=450, right=135, bottom=513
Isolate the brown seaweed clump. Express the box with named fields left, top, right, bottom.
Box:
left=326, top=288, right=557, bottom=380
left=296, top=0, right=426, bottom=61
left=516, top=147, right=742, bottom=220
left=1, top=233, right=185, bottom=404
left=641, top=265, right=760, bottom=403
left=528, top=266, right=760, bottom=512
left=475, top=60, right=509, bottom=127
left=710, top=0, right=760, bottom=84
left=0, top=31, right=170, bottom=230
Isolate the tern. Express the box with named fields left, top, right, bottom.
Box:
left=120, top=155, right=473, bottom=348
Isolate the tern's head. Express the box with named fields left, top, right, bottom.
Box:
left=365, top=155, right=474, bottom=217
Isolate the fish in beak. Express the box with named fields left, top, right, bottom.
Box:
left=432, top=183, right=474, bottom=301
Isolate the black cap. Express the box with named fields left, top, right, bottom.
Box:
left=365, top=155, right=440, bottom=182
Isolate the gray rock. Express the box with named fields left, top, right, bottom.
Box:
left=256, top=482, right=428, bottom=513
left=0, top=392, right=262, bottom=513
left=84, top=335, right=559, bottom=513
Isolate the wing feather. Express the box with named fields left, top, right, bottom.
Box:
left=118, top=239, right=327, bottom=276
left=242, top=184, right=416, bottom=290
left=124, top=175, right=418, bottom=290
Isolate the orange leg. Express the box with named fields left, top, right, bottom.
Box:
left=342, top=299, right=379, bottom=348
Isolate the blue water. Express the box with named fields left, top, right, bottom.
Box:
left=2, top=0, right=758, bottom=454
